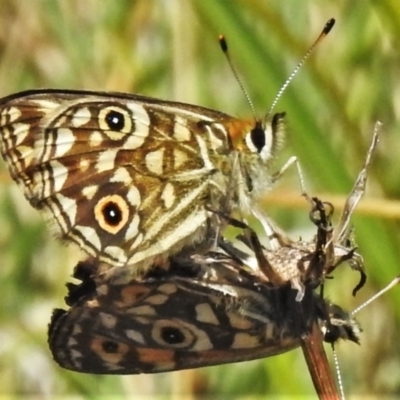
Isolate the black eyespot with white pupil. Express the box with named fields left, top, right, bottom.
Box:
left=105, top=110, right=125, bottom=131
left=161, top=326, right=186, bottom=345
left=94, top=195, right=130, bottom=234
left=152, top=320, right=195, bottom=348
left=98, top=105, right=132, bottom=134
left=102, top=201, right=122, bottom=226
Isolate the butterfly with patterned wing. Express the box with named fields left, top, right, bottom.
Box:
left=48, top=195, right=360, bottom=374
left=0, top=20, right=335, bottom=274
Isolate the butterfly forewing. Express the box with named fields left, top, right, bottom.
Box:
left=0, top=89, right=284, bottom=271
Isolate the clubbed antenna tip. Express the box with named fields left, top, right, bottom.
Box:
left=266, top=18, right=336, bottom=118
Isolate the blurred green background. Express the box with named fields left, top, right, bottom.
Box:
left=0, top=0, right=400, bottom=398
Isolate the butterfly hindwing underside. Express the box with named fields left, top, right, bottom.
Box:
left=48, top=263, right=310, bottom=374
left=48, top=240, right=361, bottom=375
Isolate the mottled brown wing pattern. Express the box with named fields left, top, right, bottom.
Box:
left=0, top=90, right=285, bottom=272
left=47, top=260, right=309, bottom=374
left=48, top=251, right=360, bottom=375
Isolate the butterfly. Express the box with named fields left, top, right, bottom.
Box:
left=0, top=20, right=338, bottom=274
left=48, top=252, right=360, bottom=374
left=0, top=89, right=285, bottom=273
left=48, top=192, right=362, bottom=375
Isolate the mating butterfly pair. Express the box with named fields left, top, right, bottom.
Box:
left=46, top=119, right=380, bottom=377
left=0, top=86, right=376, bottom=379
left=0, top=17, right=372, bottom=387
left=47, top=119, right=380, bottom=375
left=48, top=196, right=363, bottom=374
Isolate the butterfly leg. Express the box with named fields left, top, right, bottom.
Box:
left=272, top=155, right=307, bottom=196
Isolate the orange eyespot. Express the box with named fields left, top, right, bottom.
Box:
left=94, top=195, right=129, bottom=234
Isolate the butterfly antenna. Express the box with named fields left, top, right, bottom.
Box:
left=266, top=18, right=335, bottom=118
left=329, top=275, right=400, bottom=399
left=351, top=275, right=400, bottom=316
left=332, top=348, right=346, bottom=400
left=328, top=275, right=400, bottom=399
left=219, top=35, right=258, bottom=122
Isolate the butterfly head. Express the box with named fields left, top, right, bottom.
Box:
left=319, top=302, right=361, bottom=345
left=227, top=112, right=285, bottom=163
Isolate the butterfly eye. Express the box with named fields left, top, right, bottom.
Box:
left=248, top=123, right=266, bottom=153
left=244, top=113, right=285, bottom=162
left=244, top=122, right=262, bottom=154
left=94, top=194, right=129, bottom=234
left=244, top=121, right=272, bottom=162
left=98, top=106, right=132, bottom=134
